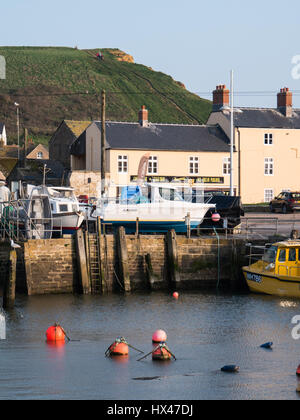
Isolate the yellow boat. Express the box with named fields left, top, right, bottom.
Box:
left=243, top=240, right=300, bottom=298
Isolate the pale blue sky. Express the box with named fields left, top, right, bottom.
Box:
left=1, top=0, right=300, bottom=107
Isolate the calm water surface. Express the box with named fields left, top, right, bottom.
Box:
left=1, top=290, right=300, bottom=400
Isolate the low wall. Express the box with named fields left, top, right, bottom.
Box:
left=98, top=234, right=248, bottom=292
left=0, top=233, right=250, bottom=296
left=24, top=238, right=79, bottom=295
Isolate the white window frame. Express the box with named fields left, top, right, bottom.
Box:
left=223, top=157, right=231, bottom=175
left=118, top=155, right=128, bottom=173
left=148, top=156, right=158, bottom=174
left=264, top=157, right=274, bottom=176
left=264, top=189, right=274, bottom=203
left=189, top=156, right=199, bottom=175
left=264, top=133, right=273, bottom=145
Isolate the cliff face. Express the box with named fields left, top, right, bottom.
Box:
left=106, top=49, right=134, bottom=63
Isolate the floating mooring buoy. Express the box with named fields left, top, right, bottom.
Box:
left=105, top=337, right=144, bottom=357
left=173, top=292, right=179, bottom=299
left=106, top=337, right=129, bottom=356
left=137, top=342, right=176, bottom=362
left=260, top=342, right=273, bottom=349
left=152, top=343, right=173, bottom=361
left=152, top=329, right=167, bottom=343
left=221, top=365, right=240, bottom=373
left=46, top=323, right=66, bottom=343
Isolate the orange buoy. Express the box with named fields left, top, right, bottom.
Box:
left=152, top=346, right=171, bottom=361
left=173, top=292, right=179, bottom=299
left=46, top=324, right=66, bottom=342
left=152, top=329, right=167, bottom=343
left=106, top=337, right=129, bottom=356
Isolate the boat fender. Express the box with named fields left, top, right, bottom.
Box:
left=221, top=365, right=239, bottom=373
left=260, top=342, right=273, bottom=349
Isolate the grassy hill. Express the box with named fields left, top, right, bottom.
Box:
left=0, top=46, right=212, bottom=145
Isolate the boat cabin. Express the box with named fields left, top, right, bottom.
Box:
left=47, top=187, right=80, bottom=214
left=261, top=241, right=300, bottom=277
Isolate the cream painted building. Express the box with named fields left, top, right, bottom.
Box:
left=69, top=107, right=233, bottom=197
left=208, top=85, right=300, bottom=203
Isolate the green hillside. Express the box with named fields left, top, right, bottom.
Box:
left=0, top=46, right=212, bottom=145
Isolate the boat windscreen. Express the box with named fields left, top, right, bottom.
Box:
left=262, top=246, right=278, bottom=263
left=159, top=188, right=183, bottom=202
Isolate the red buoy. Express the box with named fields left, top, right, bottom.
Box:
left=212, top=212, right=221, bottom=223
left=106, top=337, right=129, bottom=356
left=109, top=342, right=129, bottom=356
left=152, top=329, right=167, bottom=343
left=152, top=345, right=171, bottom=361
left=46, top=324, right=66, bottom=342
left=296, top=365, right=300, bottom=376
left=173, top=292, right=179, bottom=299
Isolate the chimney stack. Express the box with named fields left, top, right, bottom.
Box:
left=139, top=105, right=148, bottom=127
left=277, top=87, right=293, bottom=117
left=213, top=85, right=230, bottom=111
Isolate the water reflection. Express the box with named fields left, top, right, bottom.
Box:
left=1, top=291, right=300, bottom=400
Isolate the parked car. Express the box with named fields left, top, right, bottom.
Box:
left=269, top=191, right=300, bottom=213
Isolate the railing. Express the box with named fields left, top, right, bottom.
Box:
left=245, top=243, right=272, bottom=266
left=0, top=199, right=63, bottom=241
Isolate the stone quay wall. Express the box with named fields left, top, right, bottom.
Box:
left=0, top=233, right=250, bottom=296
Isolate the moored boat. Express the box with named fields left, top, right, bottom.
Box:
left=43, top=186, right=84, bottom=235
left=98, top=183, right=215, bottom=234
left=243, top=240, right=300, bottom=298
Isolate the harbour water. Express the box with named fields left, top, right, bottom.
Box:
left=1, top=290, right=300, bottom=400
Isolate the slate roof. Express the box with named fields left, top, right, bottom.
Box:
left=7, top=159, right=66, bottom=185
left=221, top=108, right=300, bottom=129
left=71, top=122, right=230, bottom=154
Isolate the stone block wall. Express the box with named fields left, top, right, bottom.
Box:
left=24, top=238, right=78, bottom=295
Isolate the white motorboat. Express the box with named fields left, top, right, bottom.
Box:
left=46, top=187, right=85, bottom=235
left=97, top=183, right=215, bottom=233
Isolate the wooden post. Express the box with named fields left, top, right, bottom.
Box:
left=101, top=90, right=106, bottom=195
left=186, top=212, right=191, bottom=238
left=116, top=226, right=131, bottom=292
left=3, top=250, right=17, bottom=309
left=145, top=253, right=155, bottom=289
left=75, top=229, right=91, bottom=294
left=97, top=216, right=106, bottom=293
left=166, top=229, right=180, bottom=287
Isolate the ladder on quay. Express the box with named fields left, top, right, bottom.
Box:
left=85, top=219, right=106, bottom=294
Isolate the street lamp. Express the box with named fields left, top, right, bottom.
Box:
left=14, top=102, right=20, bottom=163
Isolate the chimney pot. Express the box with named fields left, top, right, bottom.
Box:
left=213, top=83, right=230, bottom=111
left=139, top=105, right=149, bottom=127
left=277, top=87, right=292, bottom=117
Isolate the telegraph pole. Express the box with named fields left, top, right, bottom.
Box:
left=101, top=90, right=106, bottom=195
left=230, top=70, right=234, bottom=196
